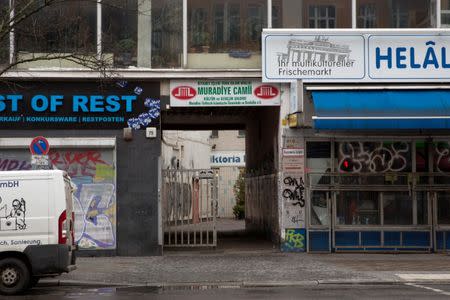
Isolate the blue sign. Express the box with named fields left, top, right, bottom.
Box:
left=0, top=81, right=160, bottom=129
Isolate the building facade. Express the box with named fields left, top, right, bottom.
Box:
left=0, top=1, right=449, bottom=255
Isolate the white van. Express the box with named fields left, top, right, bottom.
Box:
left=0, top=170, right=76, bottom=295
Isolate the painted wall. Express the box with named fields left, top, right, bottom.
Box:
left=0, top=130, right=161, bottom=256
left=276, top=83, right=308, bottom=252
left=0, top=148, right=117, bottom=250
left=0, top=78, right=162, bottom=256
left=210, top=131, right=245, bottom=218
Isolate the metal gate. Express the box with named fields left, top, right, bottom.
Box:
left=162, top=169, right=218, bottom=247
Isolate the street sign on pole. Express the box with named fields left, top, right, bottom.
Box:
left=30, top=136, right=51, bottom=170
left=29, top=136, right=50, bottom=155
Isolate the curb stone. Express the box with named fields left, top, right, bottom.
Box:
left=39, top=279, right=450, bottom=289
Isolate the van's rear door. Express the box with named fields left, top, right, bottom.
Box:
left=63, top=173, right=75, bottom=247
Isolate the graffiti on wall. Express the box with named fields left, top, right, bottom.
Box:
left=282, top=176, right=305, bottom=207
left=73, top=184, right=116, bottom=249
left=281, top=228, right=306, bottom=252
left=281, top=145, right=306, bottom=231
left=49, top=151, right=109, bottom=178
left=50, top=150, right=116, bottom=250
left=0, top=159, right=31, bottom=171
left=283, top=203, right=305, bottom=229
left=0, top=149, right=116, bottom=250
left=338, top=142, right=410, bottom=173
left=435, top=142, right=450, bottom=173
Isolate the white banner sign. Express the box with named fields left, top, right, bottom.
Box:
left=31, top=155, right=49, bottom=166
left=210, top=151, right=245, bottom=167
left=170, top=80, right=281, bottom=107
left=263, top=29, right=450, bottom=83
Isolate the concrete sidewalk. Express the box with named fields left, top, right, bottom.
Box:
left=47, top=251, right=450, bottom=288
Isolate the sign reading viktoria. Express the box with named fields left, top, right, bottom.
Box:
left=263, top=29, right=450, bottom=83
left=170, top=80, right=281, bottom=107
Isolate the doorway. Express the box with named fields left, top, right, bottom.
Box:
left=160, top=105, right=280, bottom=253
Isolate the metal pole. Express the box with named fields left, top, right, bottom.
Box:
left=9, top=0, right=14, bottom=64
left=183, top=0, right=188, bottom=68
left=97, top=0, right=102, bottom=60
left=351, top=0, right=357, bottom=29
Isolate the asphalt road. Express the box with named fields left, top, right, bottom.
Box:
left=6, top=283, right=450, bottom=300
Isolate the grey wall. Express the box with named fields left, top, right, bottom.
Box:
left=116, top=130, right=161, bottom=256
left=0, top=129, right=162, bottom=256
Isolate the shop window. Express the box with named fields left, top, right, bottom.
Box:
left=383, top=192, right=413, bottom=225
left=433, top=141, right=450, bottom=173
left=187, top=0, right=266, bottom=69
left=306, top=142, right=331, bottom=185
left=417, top=192, right=429, bottom=225
left=311, top=191, right=329, bottom=226
left=432, top=141, right=450, bottom=184
left=437, top=192, right=450, bottom=224
left=416, top=141, right=430, bottom=173
left=416, top=141, right=431, bottom=184
left=336, top=191, right=380, bottom=225
left=337, top=141, right=412, bottom=173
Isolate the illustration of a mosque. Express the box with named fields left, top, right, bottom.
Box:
left=277, top=36, right=353, bottom=65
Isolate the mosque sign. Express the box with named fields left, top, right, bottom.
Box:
left=263, top=29, right=450, bottom=83
left=170, top=80, right=281, bottom=107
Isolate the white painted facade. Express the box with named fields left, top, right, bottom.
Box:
left=162, top=131, right=212, bottom=170
left=211, top=131, right=246, bottom=218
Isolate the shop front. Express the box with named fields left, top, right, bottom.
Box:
left=263, top=28, right=450, bottom=253
left=305, top=137, right=450, bottom=253
left=0, top=79, right=162, bottom=256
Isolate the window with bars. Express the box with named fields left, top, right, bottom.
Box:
left=442, top=0, right=450, bottom=27
left=358, top=3, right=377, bottom=28
left=308, top=5, right=336, bottom=28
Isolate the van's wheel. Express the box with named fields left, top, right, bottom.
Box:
left=0, top=258, right=31, bottom=295
left=29, top=276, right=40, bottom=288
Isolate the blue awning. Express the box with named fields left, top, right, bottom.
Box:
left=312, top=90, right=450, bottom=130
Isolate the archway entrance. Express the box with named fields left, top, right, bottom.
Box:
left=160, top=105, right=280, bottom=252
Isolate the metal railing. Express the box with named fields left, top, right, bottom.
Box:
left=162, top=169, right=218, bottom=248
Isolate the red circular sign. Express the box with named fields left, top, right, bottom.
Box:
left=254, top=85, right=279, bottom=99
left=29, top=136, right=50, bottom=155
left=172, top=86, right=197, bottom=100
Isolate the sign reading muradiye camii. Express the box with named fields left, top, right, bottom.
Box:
left=262, top=29, right=450, bottom=83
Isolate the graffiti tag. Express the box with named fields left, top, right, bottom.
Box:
left=338, top=142, right=409, bottom=173
left=50, top=151, right=109, bottom=177
left=0, top=159, right=31, bottom=171
left=281, top=228, right=306, bottom=252
left=282, top=176, right=305, bottom=207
